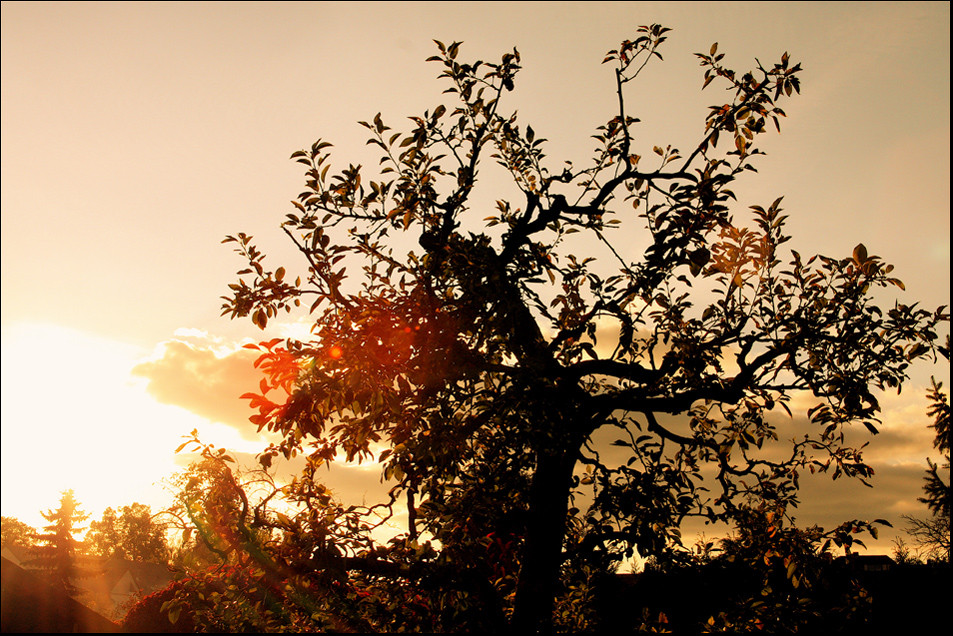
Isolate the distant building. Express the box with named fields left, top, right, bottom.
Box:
left=1, top=556, right=119, bottom=633
left=0, top=544, right=31, bottom=567
left=836, top=553, right=896, bottom=573
left=1, top=545, right=174, bottom=621
left=75, top=556, right=175, bottom=618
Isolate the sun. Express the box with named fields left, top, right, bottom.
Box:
left=0, top=323, right=184, bottom=526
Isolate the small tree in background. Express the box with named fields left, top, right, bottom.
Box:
left=28, top=489, right=90, bottom=595
left=1, top=516, right=38, bottom=550
left=87, top=503, right=170, bottom=564
left=904, top=338, right=951, bottom=563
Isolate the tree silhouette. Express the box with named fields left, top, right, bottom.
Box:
left=1, top=516, right=38, bottom=549
left=29, top=489, right=90, bottom=595
left=217, top=27, right=947, bottom=631
left=87, top=503, right=170, bottom=564
left=904, top=338, right=950, bottom=563
left=161, top=451, right=256, bottom=567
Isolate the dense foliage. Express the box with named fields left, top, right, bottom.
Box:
left=152, top=26, right=947, bottom=632
left=1, top=515, right=38, bottom=549
left=87, top=503, right=170, bottom=564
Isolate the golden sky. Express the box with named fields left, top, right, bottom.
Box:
left=2, top=2, right=949, bottom=554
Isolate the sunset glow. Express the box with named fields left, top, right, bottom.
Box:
left=2, top=2, right=948, bottom=560
left=1, top=323, right=182, bottom=527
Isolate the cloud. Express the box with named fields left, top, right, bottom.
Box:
left=132, top=326, right=943, bottom=557
left=132, top=337, right=265, bottom=439
left=582, top=384, right=941, bottom=555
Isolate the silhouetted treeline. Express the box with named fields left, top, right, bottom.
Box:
left=594, top=557, right=950, bottom=633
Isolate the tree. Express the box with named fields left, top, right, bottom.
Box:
left=160, top=444, right=272, bottom=571
left=218, top=27, right=947, bottom=631
left=29, top=489, right=90, bottom=595
left=700, top=504, right=877, bottom=632
left=152, top=441, right=389, bottom=632
left=904, top=338, right=951, bottom=563
left=1, top=515, right=38, bottom=549
left=588, top=502, right=878, bottom=632
left=87, top=503, right=170, bottom=564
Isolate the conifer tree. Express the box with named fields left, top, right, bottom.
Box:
left=30, top=489, right=90, bottom=595
left=905, top=338, right=951, bottom=563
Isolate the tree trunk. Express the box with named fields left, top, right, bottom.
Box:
left=511, top=449, right=576, bottom=633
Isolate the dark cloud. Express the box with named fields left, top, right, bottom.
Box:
left=132, top=340, right=264, bottom=439
left=794, top=463, right=927, bottom=524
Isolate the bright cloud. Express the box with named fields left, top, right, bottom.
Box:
left=1, top=323, right=194, bottom=527
left=0, top=323, right=290, bottom=529
left=132, top=337, right=264, bottom=439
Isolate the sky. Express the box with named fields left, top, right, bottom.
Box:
left=1, top=2, right=949, bottom=555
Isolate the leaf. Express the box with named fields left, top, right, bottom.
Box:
left=735, top=135, right=747, bottom=154
left=853, top=243, right=868, bottom=264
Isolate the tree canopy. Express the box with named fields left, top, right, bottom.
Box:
left=204, top=26, right=948, bottom=632
left=87, top=503, right=170, bottom=564
left=1, top=516, right=38, bottom=550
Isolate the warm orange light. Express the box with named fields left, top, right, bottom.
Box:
left=328, top=345, right=343, bottom=359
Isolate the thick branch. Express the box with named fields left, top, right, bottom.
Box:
left=593, top=383, right=745, bottom=415
left=565, top=358, right=658, bottom=384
